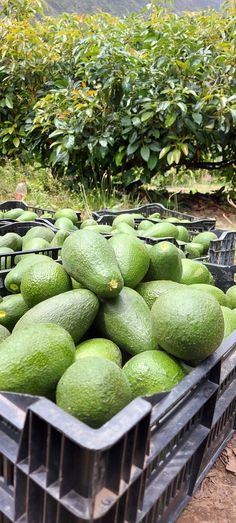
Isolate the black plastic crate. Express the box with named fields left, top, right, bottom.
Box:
left=104, top=233, right=183, bottom=250
left=0, top=222, right=57, bottom=237
left=208, top=229, right=236, bottom=266
left=205, top=262, right=236, bottom=292
left=136, top=425, right=208, bottom=523
left=191, top=229, right=236, bottom=266
left=0, top=200, right=81, bottom=221
left=95, top=213, right=215, bottom=233
left=0, top=332, right=235, bottom=522
left=194, top=332, right=236, bottom=489
left=0, top=392, right=151, bottom=523
left=0, top=200, right=55, bottom=217
left=92, top=203, right=216, bottom=231
left=133, top=333, right=236, bottom=523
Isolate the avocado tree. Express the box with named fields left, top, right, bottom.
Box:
left=0, top=1, right=235, bottom=188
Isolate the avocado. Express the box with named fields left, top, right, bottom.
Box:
left=81, top=219, right=97, bottom=229
left=185, top=243, right=201, bottom=259
left=181, top=259, right=211, bottom=285
left=109, top=233, right=150, bottom=288
left=221, top=306, right=236, bottom=339
left=190, top=284, right=227, bottom=306
left=61, top=230, right=123, bottom=298
left=14, top=289, right=99, bottom=344
left=164, top=217, right=180, bottom=223
left=0, top=294, right=28, bottom=330
left=145, top=222, right=179, bottom=239
left=97, top=286, right=157, bottom=356
left=5, top=254, right=54, bottom=293
left=136, top=280, right=181, bottom=309
left=75, top=338, right=122, bottom=367
left=226, top=286, right=236, bottom=309
left=151, top=287, right=224, bottom=363
left=112, top=214, right=135, bottom=229
left=0, top=323, right=75, bottom=396
left=22, top=237, right=50, bottom=251
left=113, top=222, right=137, bottom=235
left=56, top=357, right=131, bottom=428
left=138, top=220, right=153, bottom=231
left=17, top=211, right=38, bottom=221
left=55, top=217, right=75, bottom=231
left=23, top=226, right=55, bottom=243
left=193, top=232, right=218, bottom=253
left=84, top=224, right=112, bottom=234
left=4, top=208, right=25, bottom=219
left=0, top=324, right=10, bottom=343
left=123, top=350, right=186, bottom=398
left=54, top=208, right=78, bottom=224
left=176, top=226, right=190, bottom=242
left=50, top=229, right=71, bottom=247
left=145, top=241, right=183, bottom=282
left=0, top=233, right=22, bottom=251
left=21, top=259, right=72, bottom=307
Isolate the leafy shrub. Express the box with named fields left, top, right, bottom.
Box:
left=0, top=1, right=235, bottom=187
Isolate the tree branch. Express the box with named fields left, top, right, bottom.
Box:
left=183, top=157, right=236, bottom=171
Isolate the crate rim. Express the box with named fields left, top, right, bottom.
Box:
left=0, top=332, right=232, bottom=453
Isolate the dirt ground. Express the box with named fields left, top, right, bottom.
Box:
left=177, top=434, right=236, bottom=523
left=183, top=196, right=236, bottom=230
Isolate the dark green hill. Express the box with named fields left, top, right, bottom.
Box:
left=47, top=1, right=222, bottom=17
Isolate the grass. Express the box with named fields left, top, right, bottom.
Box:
left=0, top=161, right=139, bottom=216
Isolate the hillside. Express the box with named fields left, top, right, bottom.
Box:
left=46, top=1, right=222, bottom=17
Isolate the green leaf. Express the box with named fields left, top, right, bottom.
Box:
left=229, top=109, right=236, bottom=125
left=140, top=145, right=150, bottom=162
left=167, top=151, right=174, bottom=165
left=99, top=138, right=108, bottom=147
left=141, top=111, right=154, bottom=122
left=156, top=101, right=171, bottom=112
left=132, top=117, right=141, bottom=127
left=205, top=121, right=215, bottom=130
left=127, top=142, right=139, bottom=155
left=49, top=129, right=64, bottom=138
left=181, top=143, right=189, bottom=156
left=129, top=131, right=138, bottom=144
left=172, top=149, right=181, bottom=164
left=177, top=102, right=187, bottom=114
left=121, top=116, right=132, bottom=127
left=165, top=112, right=177, bottom=128
left=64, top=135, right=75, bottom=149
left=13, top=137, right=20, bottom=148
left=149, top=142, right=161, bottom=152
left=54, top=118, right=68, bottom=130
left=184, top=118, right=197, bottom=132
left=159, top=145, right=171, bottom=159
left=148, top=155, right=158, bottom=170
left=192, top=113, right=202, bottom=125
left=5, top=95, right=13, bottom=109
left=152, top=129, right=160, bottom=139
left=115, top=151, right=125, bottom=166
left=86, top=107, right=93, bottom=117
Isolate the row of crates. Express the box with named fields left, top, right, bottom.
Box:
left=0, top=200, right=235, bottom=522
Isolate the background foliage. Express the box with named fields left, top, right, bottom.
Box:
left=0, top=0, right=235, bottom=189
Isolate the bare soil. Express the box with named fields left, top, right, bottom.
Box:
left=182, top=195, right=236, bottom=230
left=177, top=434, right=236, bottom=523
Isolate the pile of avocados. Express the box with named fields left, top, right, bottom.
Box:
left=0, top=208, right=235, bottom=428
